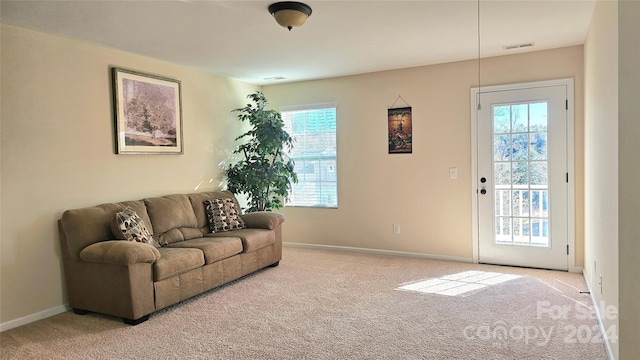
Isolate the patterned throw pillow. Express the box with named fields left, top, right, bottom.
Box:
left=204, top=198, right=246, bottom=233
left=113, top=207, right=160, bottom=248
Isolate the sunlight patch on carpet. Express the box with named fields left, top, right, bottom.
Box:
left=397, top=271, right=521, bottom=296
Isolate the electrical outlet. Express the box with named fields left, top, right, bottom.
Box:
left=393, top=224, right=400, bottom=234
left=449, top=167, right=458, bottom=179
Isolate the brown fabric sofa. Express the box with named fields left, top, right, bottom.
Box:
left=58, top=190, right=283, bottom=325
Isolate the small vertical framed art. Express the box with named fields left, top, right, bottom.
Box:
left=112, top=68, right=183, bottom=154
left=388, top=106, right=412, bottom=154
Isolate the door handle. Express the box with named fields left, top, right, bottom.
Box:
left=480, top=189, right=487, bottom=195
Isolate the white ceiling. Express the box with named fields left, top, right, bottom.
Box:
left=0, top=0, right=595, bottom=85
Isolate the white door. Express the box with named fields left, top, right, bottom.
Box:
left=474, top=82, right=570, bottom=271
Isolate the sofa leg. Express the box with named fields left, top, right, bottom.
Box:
left=73, top=308, right=88, bottom=315
left=123, top=315, right=149, bottom=326
left=269, top=261, right=280, bottom=267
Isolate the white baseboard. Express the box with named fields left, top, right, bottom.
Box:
left=0, top=304, right=69, bottom=333
left=283, top=242, right=474, bottom=263
left=582, top=269, right=616, bottom=360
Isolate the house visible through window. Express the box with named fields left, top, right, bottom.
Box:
left=281, top=104, right=337, bottom=208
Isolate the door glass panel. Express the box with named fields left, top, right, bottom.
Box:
left=512, top=162, right=529, bottom=185
left=530, top=162, right=548, bottom=185
left=494, top=135, right=511, bottom=161
left=492, top=101, right=549, bottom=247
left=511, top=104, right=528, bottom=132
left=495, top=190, right=511, bottom=216
left=511, top=134, right=529, bottom=160
left=529, top=132, right=547, bottom=160
left=513, top=218, right=530, bottom=244
left=529, top=102, right=548, bottom=131
left=493, top=106, right=511, bottom=133
left=512, top=190, right=530, bottom=217
left=494, top=163, right=511, bottom=185
left=495, top=217, right=511, bottom=243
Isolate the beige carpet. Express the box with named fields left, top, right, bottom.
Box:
left=1, top=246, right=608, bottom=359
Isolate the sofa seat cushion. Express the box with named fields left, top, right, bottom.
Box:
left=205, top=228, right=274, bottom=253
left=165, top=237, right=242, bottom=265
left=154, top=248, right=204, bottom=281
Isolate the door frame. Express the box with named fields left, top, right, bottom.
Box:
left=470, top=78, right=577, bottom=272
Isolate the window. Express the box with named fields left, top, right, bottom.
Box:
left=281, top=104, right=337, bottom=208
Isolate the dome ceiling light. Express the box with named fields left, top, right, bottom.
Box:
left=268, top=1, right=312, bottom=31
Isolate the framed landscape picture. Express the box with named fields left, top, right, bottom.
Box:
left=112, top=68, right=183, bottom=154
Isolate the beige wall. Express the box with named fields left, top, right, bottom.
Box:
left=0, top=24, right=258, bottom=325
left=584, top=0, right=619, bottom=358
left=583, top=0, right=640, bottom=357
left=618, top=0, right=640, bottom=358
left=264, top=46, right=584, bottom=266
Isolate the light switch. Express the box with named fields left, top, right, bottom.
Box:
left=449, top=167, right=458, bottom=179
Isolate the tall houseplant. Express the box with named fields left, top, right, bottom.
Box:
left=225, top=91, right=297, bottom=212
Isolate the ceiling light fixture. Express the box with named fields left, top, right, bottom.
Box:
left=268, top=1, right=312, bottom=31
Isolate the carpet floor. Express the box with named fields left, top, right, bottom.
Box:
left=1, top=246, right=609, bottom=359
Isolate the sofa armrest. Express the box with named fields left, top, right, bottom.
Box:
left=79, top=240, right=160, bottom=265
left=241, top=212, right=285, bottom=230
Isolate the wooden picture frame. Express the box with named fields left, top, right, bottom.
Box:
left=112, top=68, right=183, bottom=154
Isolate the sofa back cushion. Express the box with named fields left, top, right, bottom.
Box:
left=187, top=191, right=242, bottom=234
left=60, top=200, right=151, bottom=261
left=144, top=194, right=199, bottom=246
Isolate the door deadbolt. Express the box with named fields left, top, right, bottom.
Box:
left=480, top=177, right=487, bottom=183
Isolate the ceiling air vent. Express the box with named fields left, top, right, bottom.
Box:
left=503, top=42, right=535, bottom=51
left=264, top=76, right=286, bottom=81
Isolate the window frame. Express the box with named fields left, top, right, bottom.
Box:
left=280, top=102, right=338, bottom=209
